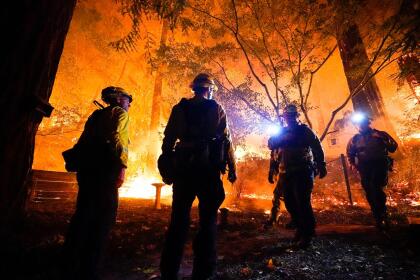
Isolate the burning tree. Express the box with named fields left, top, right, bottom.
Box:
left=151, top=0, right=419, bottom=142
left=321, top=0, right=419, bottom=142
left=122, top=0, right=337, bottom=144
left=192, top=0, right=337, bottom=129
left=110, top=1, right=188, bottom=170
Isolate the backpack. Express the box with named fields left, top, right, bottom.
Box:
left=176, top=98, right=219, bottom=168
left=62, top=109, right=111, bottom=172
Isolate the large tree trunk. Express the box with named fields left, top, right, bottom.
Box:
left=337, top=24, right=387, bottom=118
left=147, top=19, right=169, bottom=171
left=149, top=20, right=169, bottom=132
left=0, top=1, right=76, bottom=233
left=337, top=24, right=401, bottom=145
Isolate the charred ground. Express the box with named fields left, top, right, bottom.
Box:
left=2, top=197, right=419, bottom=280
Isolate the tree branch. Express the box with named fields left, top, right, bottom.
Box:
left=304, top=44, right=337, bottom=106
left=191, top=1, right=280, bottom=119
left=319, top=52, right=404, bottom=142
left=214, top=61, right=275, bottom=123
left=246, top=0, right=278, bottom=98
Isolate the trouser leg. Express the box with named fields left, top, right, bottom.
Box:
left=296, top=174, right=315, bottom=237
left=373, top=164, right=388, bottom=221
left=192, top=178, right=225, bottom=280
left=192, top=203, right=218, bottom=279
left=361, top=170, right=383, bottom=222
left=63, top=174, right=119, bottom=280
left=270, top=179, right=283, bottom=222
left=160, top=185, right=195, bottom=280
left=360, top=161, right=389, bottom=224
left=283, top=176, right=300, bottom=233
left=364, top=183, right=385, bottom=222
left=284, top=171, right=314, bottom=239
left=63, top=187, right=91, bottom=278
left=374, top=186, right=387, bottom=221
left=80, top=189, right=118, bottom=280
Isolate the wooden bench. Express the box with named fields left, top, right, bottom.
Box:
left=30, top=170, right=169, bottom=208
left=30, top=169, right=77, bottom=202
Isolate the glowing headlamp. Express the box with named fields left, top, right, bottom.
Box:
left=267, top=124, right=282, bottom=136
left=351, top=112, right=366, bottom=124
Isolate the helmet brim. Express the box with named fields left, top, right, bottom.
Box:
left=120, top=92, right=133, bottom=103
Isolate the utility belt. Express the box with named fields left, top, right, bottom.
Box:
left=175, top=137, right=228, bottom=173
left=356, top=155, right=393, bottom=171
left=279, top=162, right=315, bottom=174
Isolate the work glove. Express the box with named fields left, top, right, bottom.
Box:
left=318, top=163, right=327, bottom=179
left=116, top=168, right=126, bottom=188
left=228, top=169, right=237, bottom=183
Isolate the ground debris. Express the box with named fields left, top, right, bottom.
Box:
left=4, top=198, right=419, bottom=280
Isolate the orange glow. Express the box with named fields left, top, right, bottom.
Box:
left=119, top=175, right=172, bottom=199
left=31, top=0, right=419, bottom=211
left=406, top=132, right=420, bottom=140
left=234, top=145, right=269, bottom=162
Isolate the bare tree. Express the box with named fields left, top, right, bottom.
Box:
left=187, top=0, right=418, bottom=142
left=188, top=0, right=337, bottom=128
left=115, top=0, right=418, bottom=145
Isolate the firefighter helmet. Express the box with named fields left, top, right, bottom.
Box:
left=190, top=73, right=218, bottom=93
left=101, top=86, right=133, bottom=104
left=283, top=104, right=299, bottom=116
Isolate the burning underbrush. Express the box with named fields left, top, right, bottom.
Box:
left=114, top=144, right=420, bottom=219
left=219, top=146, right=420, bottom=216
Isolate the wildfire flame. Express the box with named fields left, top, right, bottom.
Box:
left=235, top=145, right=269, bottom=162
left=119, top=175, right=172, bottom=199
left=117, top=173, right=420, bottom=211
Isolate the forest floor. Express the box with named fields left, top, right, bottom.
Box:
left=3, top=196, right=420, bottom=280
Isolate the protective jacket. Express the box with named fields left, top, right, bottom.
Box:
left=75, top=105, right=129, bottom=170
left=161, top=98, right=236, bottom=173
left=346, top=128, right=397, bottom=167
left=62, top=105, right=128, bottom=279
left=268, top=124, right=325, bottom=173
